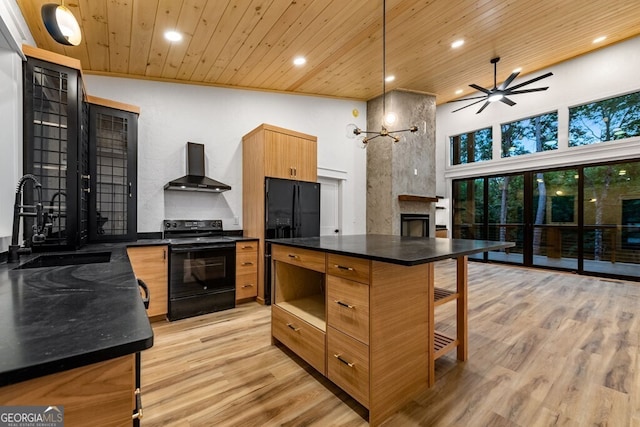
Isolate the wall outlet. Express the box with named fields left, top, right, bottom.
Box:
left=414, top=168, right=418, bottom=176
left=233, top=216, right=239, bottom=225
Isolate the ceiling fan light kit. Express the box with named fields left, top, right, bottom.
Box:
left=41, top=2, right=82, bottom=46
left=449, top=57, right=553, bottom=114
left=351, top=0, right=418, bottom=145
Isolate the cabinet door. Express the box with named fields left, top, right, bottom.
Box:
left=89, top=104, right=138, bottom=241
left=294, top=137, right=317, bottom=182
left=23, top=57, right=84, bottom=249
left=264, top=130, right=296, bottom=179
left=127, top=246, right=168, bottom=318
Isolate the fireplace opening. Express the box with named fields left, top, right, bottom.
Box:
left=401, top=214, right=430, bottom=237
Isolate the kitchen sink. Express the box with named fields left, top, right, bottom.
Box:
left=14, top=251, right=112, bottom=270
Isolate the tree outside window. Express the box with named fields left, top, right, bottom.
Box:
left=450, top=127, right=492, bottom=165
left=569, top=91, right=640, bottom=146
left=501, top=112, right=558, bottom=157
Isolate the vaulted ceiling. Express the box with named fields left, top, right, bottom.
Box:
left=16, top=0, right=640, bottom=104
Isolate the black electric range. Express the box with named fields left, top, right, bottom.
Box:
left=163, top=219, right=236, bottom=320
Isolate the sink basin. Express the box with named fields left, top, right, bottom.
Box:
left=14, top=251, right=112, bottom=270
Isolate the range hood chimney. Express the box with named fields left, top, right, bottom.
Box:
left=164, top=142, right=231, bottom=193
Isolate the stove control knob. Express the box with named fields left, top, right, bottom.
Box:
left=164, top=222, right=171, bottom=229
left=172, top=222, right=177, bottom=228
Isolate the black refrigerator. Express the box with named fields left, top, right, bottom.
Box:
left=264, top=177, right=320, bottom=304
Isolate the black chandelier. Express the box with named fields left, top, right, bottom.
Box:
left=351, top=0, right=418, bottom=145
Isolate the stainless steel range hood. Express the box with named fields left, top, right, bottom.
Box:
left=164, top=142, right=231, bottom=193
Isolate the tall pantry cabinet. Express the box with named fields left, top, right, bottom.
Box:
left=242, top=124, right=318, bottom=303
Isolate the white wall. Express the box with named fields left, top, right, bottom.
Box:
left=0, top=0, right=34, bottom=252
left=83, top=75, right=367, bottom=234
left=435, top=36, right=640, bottom=228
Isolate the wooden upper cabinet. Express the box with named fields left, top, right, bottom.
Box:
left=260, top=124, right=317, bottom=182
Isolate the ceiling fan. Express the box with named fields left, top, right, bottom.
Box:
left=449, top=57, right=553, bottom=114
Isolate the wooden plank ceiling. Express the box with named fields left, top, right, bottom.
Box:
left=16, top=0, right=640, bottom=104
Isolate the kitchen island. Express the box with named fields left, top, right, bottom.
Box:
left=267, top=234, right=514, bottom=426
left=0, top=243, right=153, bottom=425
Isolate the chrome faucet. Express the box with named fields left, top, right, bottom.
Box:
left=8, top=174, right=48, bottom=263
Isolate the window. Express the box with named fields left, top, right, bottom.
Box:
left=569, top=91, right=640, bottom=146
left=501, top=112, right=558, bottom=157
left=450, top=127, right=492, bottom=165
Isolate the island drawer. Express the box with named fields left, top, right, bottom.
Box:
left=272, top=245, right=326, bottom=273
left=236, top=241, right=258, bottom=253
left=327, top=275, right=369, bottom=345
left=327, top=326, right=370, bottom=408
left=236, top=272, right=257, bottom=299
left=272, top=305, right=326, bottom=374
left=236, top=252, right=258, bottom=275
left=327, top=254, right=370, bottom=284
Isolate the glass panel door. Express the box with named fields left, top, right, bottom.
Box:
left=452, top=178, right=485, bottom=259
left=583, top=162, right=640, bottom=277
left=531, top=169, right=579, bottom=270
left=487, top=174, right=524, bottom=263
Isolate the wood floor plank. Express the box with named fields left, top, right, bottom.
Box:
left=141, top=261, right=640, bottom=426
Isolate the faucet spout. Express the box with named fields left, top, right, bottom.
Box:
left=8, top=174, right=46, bottom=263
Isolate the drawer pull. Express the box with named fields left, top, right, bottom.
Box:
left=287, top=323, right=300, bottom=332
left=334, top=264, right=354, bottom=271
left=288, top=254, right=300, bottom=260
left=335, top=300, right=355, bottom=309
left=242, top=284, right=254, bottom=288
left=334, top=354, right=355, bottom=368
left=242, top=245, right=254, bottom=249
left=241, top=262, right=254, bottom=266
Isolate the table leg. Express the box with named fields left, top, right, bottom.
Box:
left=427, top=262, right=435, bottom=387
left=456, top=256, right=468, bottom=361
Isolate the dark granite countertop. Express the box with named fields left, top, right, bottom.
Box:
left=267, top=234, right=514, bottom=265
left=0, top=236, right=260, bottom=387
left=0, top=243, right=154, bottom=387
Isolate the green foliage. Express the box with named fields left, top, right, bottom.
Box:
left=569, top=91, right=640, bottom=146
left=501, top=112, right=558, bottom=157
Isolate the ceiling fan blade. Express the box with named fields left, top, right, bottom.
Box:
left=507, top=72, right=553, bottom=91
left=500, top=97, right=516, bottom=106
left=476, top=101, right=490, bottom=114
left=469, top=83, right=492, bottom=95
left=505, top=87, right=549, bottom=95
left=451, top=98, right=486, bottom=113
left=499, top=71, right=520, bottom=90
left=447, top=95, right=488, bottom=103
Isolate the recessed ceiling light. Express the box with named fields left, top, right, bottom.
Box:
left=593, top=36, right=607, bottom=44
left=385, top=75, right=395, bottom=82
left=164, top=30, right=182, bottom=42
left=455, top=89, right=463, bottom=95
left=512, top=67, right=522, bottom=73
left=293, top=56, right=306, bottom=66
left=451, top=39, right=464, bottom=49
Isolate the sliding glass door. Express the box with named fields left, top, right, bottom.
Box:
left=530, top=169, right=579, bottom=270
left=452, top=159, right=640, bottom=280
left=583, top=162, right=640, bottom=276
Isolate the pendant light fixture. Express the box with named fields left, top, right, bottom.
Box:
left=350, top=0, right=418, bottom=145
left=42, top=2, right=82, bottom=46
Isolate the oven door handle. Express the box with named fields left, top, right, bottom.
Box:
left=170, top=243, right=236, bottom=253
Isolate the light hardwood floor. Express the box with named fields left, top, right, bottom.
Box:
left=141, top=261, right=640, bottom=426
